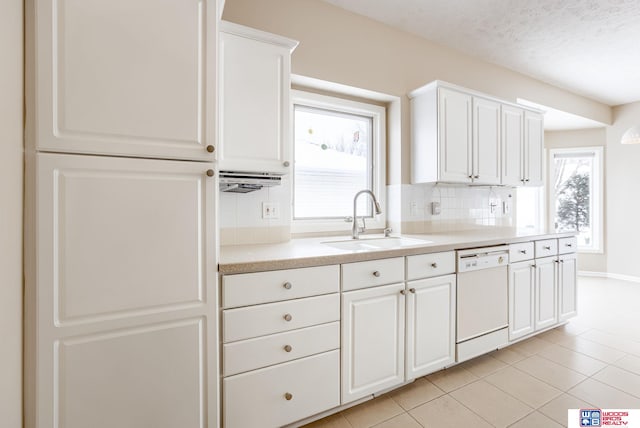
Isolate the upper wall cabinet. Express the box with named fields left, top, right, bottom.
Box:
left=409, top=81, right=543, bottom=186
left=219, top=21, right=299, bottom=174
left=28, top=0, right=218, bottom=161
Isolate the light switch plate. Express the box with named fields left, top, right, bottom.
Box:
left=262, top=202, right=280, bottom=219
left=431, top=201, right=441, bottom=215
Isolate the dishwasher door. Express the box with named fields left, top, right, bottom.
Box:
left=456, top=265, right=508, bottom=343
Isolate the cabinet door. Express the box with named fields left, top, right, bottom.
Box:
left=30, top=0, right=217, bottom=160
left=501, top=105, right=524, bottom=186
left=473, top=97, right=501, bottom=185
left=535, top=257, right=558, bottom=330
left=341, top=283, right=405, bottom=404
left=559, top=253, right=578, bottom=322
left=508, top=261, right=535, bottom=341
left=438, top=88, right=472, bottom=183
left=219, top=24, right=296, bottom=174
left=32, top=153, right=217, bottom=428
left=406, top=275, right=456, bottom=380
left=524, top=111, right=544, bottom=186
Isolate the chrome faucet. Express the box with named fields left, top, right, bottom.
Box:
left=351, top=190, right=382, bottom=239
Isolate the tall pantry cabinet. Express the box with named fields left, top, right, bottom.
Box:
left=24, top=1, right=220, bottom=427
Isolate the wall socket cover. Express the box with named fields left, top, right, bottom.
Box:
left=431, top=201, right=441, bottom=215
left=262, top=202, right=280, bottom=219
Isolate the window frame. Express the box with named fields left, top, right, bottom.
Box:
left=548, top=146, right=604, bottom=253
left=291, top=89, right=386, bottom=234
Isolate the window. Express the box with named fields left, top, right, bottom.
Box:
left=549, top=147, right=603, bottom=252
left=292, top=90, right=386, bottom=233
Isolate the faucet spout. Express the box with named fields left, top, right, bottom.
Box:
left=352, top=189, right=382, bottom=239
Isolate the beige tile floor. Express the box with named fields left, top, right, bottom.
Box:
left=303, top=276, right=640, bottom=428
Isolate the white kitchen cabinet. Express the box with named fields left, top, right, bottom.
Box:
left=558, top=252, right=578, bottom=322
left=406, top=274, right=456, bottom=379
left=534, top=256, right=558, bottom=330
left=437, top=87, right=473, bottom=183
left=342, top=283, right=405, bottom=404
left=508, top=261, right=536, bottom=341
left=524, top=111, right=544, bottom=186
left=27, top=0, right=217, bottom=161
left=472, top=97, right=502, bottom=185
left=25, top=153, right=217, bottom=428
left=219, top=21, right=298, bottom=174
left=501, top=105, right=525, bottom=187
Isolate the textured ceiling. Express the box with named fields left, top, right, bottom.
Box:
left=322, top=0, right=640, bottom=106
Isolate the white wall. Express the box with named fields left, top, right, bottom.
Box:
left=545, top=128, right=607, bottom=273
left=0, top=0, right=24, bottom=426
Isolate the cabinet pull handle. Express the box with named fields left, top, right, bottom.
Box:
left=543, top=246, right=551, bottom=250
left=560, top=259, right=565, bottom=263
left=566, top=243, right=573, bottom=247
left=284, top=345, right=292, bottom=353
left=206, top=145, right=215, bottom=153
left=206, top=169, right=214, bottom=177
left=519, top=250, right=527, bottom=254
left=431, top=262, right=438, bottom=268
left=284, top=393, right=293, bottom=401
left=474, top=175, right=480, bottom=179
left=409, top=288, right=416, bottom=293
left=468, top=175, right=473, bottom=179
left=373, top=271, right=381, bottom=277
left=283, top=161, right=290, bottom=167
left=400, top=289, right=406, bottom=295
left=283, top=282, right=292, bottom=290
left=525, top=178, right=530, bottom=182
left=283, top=314, right=292, bottom=322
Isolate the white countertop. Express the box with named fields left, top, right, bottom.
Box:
left=219, top=228, right=576, bottom=274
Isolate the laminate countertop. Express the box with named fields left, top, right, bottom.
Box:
left=218, top=228, right=576, bottom=274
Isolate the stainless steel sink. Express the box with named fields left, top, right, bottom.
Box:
left=322, top=236, right=432, bottom=252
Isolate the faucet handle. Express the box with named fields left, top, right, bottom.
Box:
left=384, top=227, right=392, bottom=237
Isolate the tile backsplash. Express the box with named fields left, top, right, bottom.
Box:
left=219, top=179, right=515, bottom=245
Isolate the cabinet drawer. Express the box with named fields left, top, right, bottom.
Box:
left=558, top=237, right=578, bottom=254
left=509, top=242, right=534, bottom=263
left=535, top=239, right=558, bottom=258
left=223, top=350, right=340, bottom=428
left=406, top=251, right=455, bottom=280
left=342, top=257, right=404, bottom=291
left=222, top=265, right=339, bottom=308
left=223, top=322, right=339, bottom=376
left=223, top=294, right=339, bottom=342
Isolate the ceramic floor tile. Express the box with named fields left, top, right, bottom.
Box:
left=460, top=354, right=508, bottom=378
left=450, top=380, right=533, bottom=428
left=372, top=412, right=421, bottom=428
left=342, top=396, right=404, bottom=428
left=514, top=355, right=587, bottom=391
left=538, top=393, right=596, bottom=426
left=426, top=365, right=479, bottom=393
left=389, top=378, right=444, bottom=410
left=568, top=378, right=640, bottom=409
left=490, top=347, right=528, bottom=365
left=409, top=395, right=493, bottom=428
left=508, top=411, right=564, bottom=428
left=509, top=336, right=554, bottom=356
left=613, top=354, right=640, bottom=376
left=592, top=365, right=640, bottom=398
left=581, top=329, right=640, bottom=356
left=562, top=337, right=626, bottom=363
left=536, top=342, right=608, bottom=376
left=485, top=366, right=562, bottom=408
left=302, top=412, right=353, bottom=428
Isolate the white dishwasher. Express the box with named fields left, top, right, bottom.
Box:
left=456, top=245, right=509, bottom=362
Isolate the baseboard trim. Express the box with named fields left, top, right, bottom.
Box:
left=579, top=271, right=640, bottom=283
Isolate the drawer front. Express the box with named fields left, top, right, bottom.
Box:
left=223, top=294, right=339, bottom=342
left=342, top=257, right=404, bottom=291
left=406, top=251, right=455, bottom=280
left=222, top=265, right=339, bottom=308
left=223, top=322, right=340, bottom=376
left=558, top=237, right=578, bottom=254
left=535, top=239, right=558, bottom=258
left=509, top=242, right=534, bottom=263
left=223, top=350, right=340, bottom=428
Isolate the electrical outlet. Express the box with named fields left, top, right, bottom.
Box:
left=431, top=201, right=441, bottom=215
left=262, top=202, right=280, bottom=219
left=503, top=200, right=511, bottom=214
left=410, top=201, right=418, bottom=217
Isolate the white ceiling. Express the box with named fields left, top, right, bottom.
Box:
left=322, top=0, right=640, bottom=107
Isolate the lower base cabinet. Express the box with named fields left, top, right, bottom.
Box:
left=508, top=261, right=535, bottom=341
left=559, top=253, right=578, bottom=321
left=223, top=350, right=340, bottom=428
left=535, top=256, right=559, bottom=330
left=341, top=283, right=405, bottom=404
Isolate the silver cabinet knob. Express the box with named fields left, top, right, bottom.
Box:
left=206, top=169, right=214, bottom=177
left=284, top=392, right=293, bottom=401
left=468, top=175, right=473, bottom=179
left=284, top=345, right=292, bottom=352
left=474, top=175, right=479, bottom=179
left=431, top=262, right=438, bottom=268
left=566, top=243, right=573, bottom=247
left=543, top=245, right=551, bottom=250
left=400, top=289, right=406, bottom=295
left=283, top=282, right=292, bottom=290
left=373, top=271, right=380, bottom=277
left=283, top=314, right=292, bottom=322
left=206, top=145, right=215, bottom=153
left=283, top=161, right=290, bottom=167
left=519, top=250, right=527, bottom=254
left=409, top=288, right=416, bottom=293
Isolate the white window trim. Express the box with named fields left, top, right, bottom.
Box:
left=291, top=89, right=386, bottom=234
left=548, top=146, right=603, bottom=253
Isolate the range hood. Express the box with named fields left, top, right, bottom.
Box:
left=219, top=171, right=283, bottom=193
